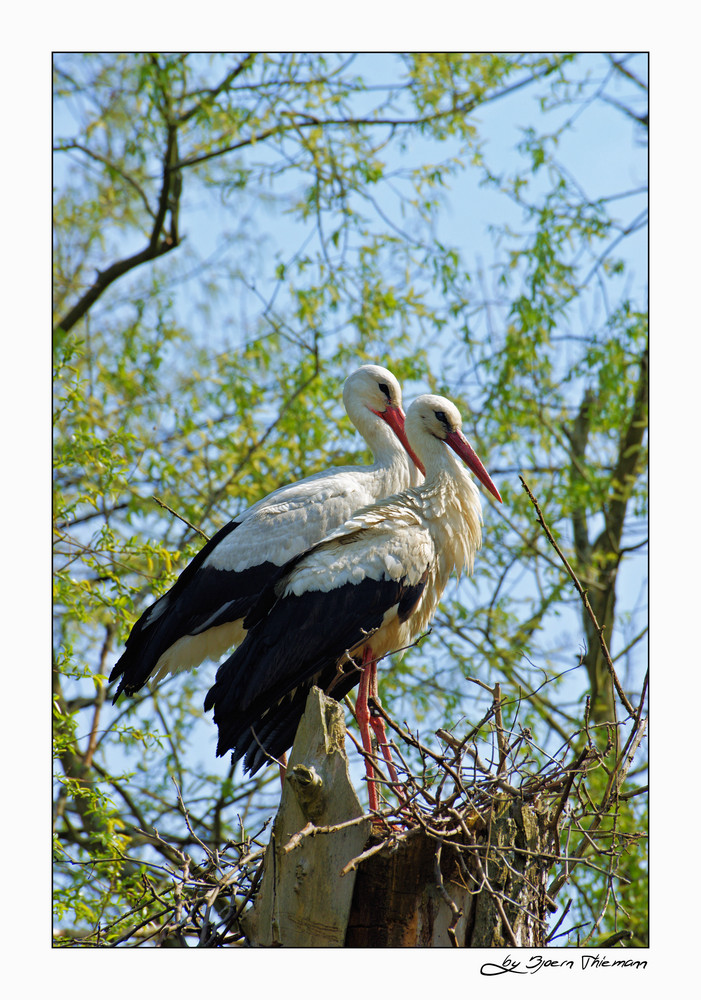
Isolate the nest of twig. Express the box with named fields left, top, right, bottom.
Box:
left=78, top=670, right=645, bottom=948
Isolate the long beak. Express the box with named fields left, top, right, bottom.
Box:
left=373, top=404, right=426, bottom=476
left=446, top=429, right=502, bottom=503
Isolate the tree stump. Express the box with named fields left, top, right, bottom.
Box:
left=462, top=795, right=556, bottom=948
left=345, top=796, right=555, bottom=947
left=345, top=828, right=471, bottom=946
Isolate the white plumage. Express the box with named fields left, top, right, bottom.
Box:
left=110, top=365, right=423, bottom=701
left=205, top=393, right=502, bottom=797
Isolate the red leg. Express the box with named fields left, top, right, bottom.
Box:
left=355, top=647, right=380, bottom=811
left=367, top=661, right=401, bottom=790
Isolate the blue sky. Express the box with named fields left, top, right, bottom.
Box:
left=51, top=51, right=649, bottom=795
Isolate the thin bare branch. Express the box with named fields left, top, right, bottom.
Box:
left=519, top=476, right=635, bottom=718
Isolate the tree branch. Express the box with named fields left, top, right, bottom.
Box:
left=172, top=63, right=562, bottom=172
left=54, top=124, right=181, bottom=336
left=519, top=476, right=635, bottom=719
left=53, top=142, right=156, bottom=218
left=595, top=344, right=648, bottom=556
left=177, top=54, right=256, bottom=124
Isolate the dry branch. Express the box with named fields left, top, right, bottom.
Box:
left=519, top=476, right=636, bottom=718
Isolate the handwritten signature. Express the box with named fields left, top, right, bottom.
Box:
left=480, top=954, right=647, bottom=976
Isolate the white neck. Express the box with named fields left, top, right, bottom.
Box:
left=347, top=402, right=407, bottom=469
left=414, top=440, right=483, bottom=577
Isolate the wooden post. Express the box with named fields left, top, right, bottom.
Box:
left=241, top=687, right=372, bottom=946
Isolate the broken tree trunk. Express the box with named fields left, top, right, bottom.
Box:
left=242, top=686, right=557, bottom=947
left=241, top=687, right=372, bottom=946
left=345, top=794, right=555, bottom=948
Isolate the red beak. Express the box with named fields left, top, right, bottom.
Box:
left=445, top=429, right=502, bottom=503
left=374, top=403, right=426, bottom=476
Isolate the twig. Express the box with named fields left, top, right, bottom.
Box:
left=83, top=625, right=112, bottom=767
left=549, top=745, right=595, bottom=831
left=341, top=840, right=391, bottom=876
left=598, top=929, right=635, bottom=947
left=434, top=840, right=462, bottom=947
left=545, top=898, right=573, bottom=943
left=492, top=682, right=509, bottom=775
left=151, top=496, right=209, bottom=540
left=519, top=477, right=635, bottom=718
left=281, top=814, right=376, bottom=854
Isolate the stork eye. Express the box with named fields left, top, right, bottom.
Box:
left=435, top=410, right=449, bottom=425
left=378, top=382, right=391, bottom=399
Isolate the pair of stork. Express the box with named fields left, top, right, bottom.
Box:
left=110, top=366, right=502, bottom=811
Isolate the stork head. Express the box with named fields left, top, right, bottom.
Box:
left=343, top=365, right=425, bottom=475
left=406, top=394, right=502, bottom=503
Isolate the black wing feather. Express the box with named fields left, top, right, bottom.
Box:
left=205, top=570, right=428, bottom=771
left=110, top=519, right=278, bottom=700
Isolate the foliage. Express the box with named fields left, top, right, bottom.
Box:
left=53, top=52, right=647, bottom=946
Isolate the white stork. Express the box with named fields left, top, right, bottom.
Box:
left=204, top=394, right=502, bottom=810
left=110, top=365, right=424, bottom=703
